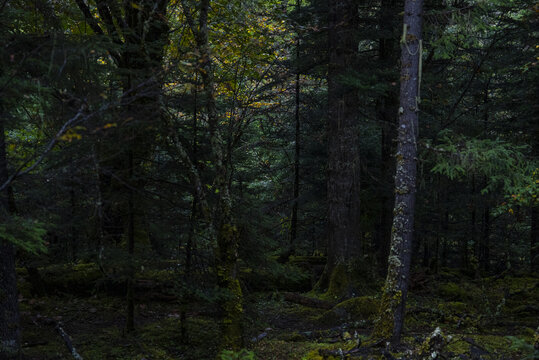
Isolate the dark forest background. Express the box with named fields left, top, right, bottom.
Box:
left=0, top=0, right=537, bottom=359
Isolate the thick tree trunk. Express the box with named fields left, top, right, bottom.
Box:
left=372, top=0, right=423, bottom=345
left=0, top=115, right=20, bottom=359
left=325, top=0, right=361, bottom=287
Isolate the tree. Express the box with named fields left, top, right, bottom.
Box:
left=372, top=0, right=423, bottom=345
left=0, top=110, right=20, bottom=359
left=375, top=0, right=400, bottom=277
left=73, top=0, right=169, bottom=331
left=323, top=0, right=361, bottom=294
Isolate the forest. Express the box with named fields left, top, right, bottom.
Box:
left=0, top=0, right=537, bottom=359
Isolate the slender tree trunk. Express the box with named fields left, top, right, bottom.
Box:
left=69, top=168, right=77, bottom=262
left=289, top=0, right=301, bottom=257
left=181, top=78, right=198, bottom=343
left=324, top=0, right=361, bottom=291
left=531, top=205, right=538, bottom=273
left=126, top=149, right=135, bottom=332
left=0, top=114, right=20, bottom=359
left=372, top=0, right=423, bottom=345
left=480, top=206, right=490, bottom=273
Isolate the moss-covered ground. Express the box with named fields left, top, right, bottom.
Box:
left=17, top=266, right=538, bottom=359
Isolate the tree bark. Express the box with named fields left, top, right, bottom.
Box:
left=372, top=0, right=423, bottom=345
left=289, top=0, right=301, bottom=258
left=480, top=206, right=490, bottom=273
left=375, top=0, right=399, bottom=277
left=0, top=112, right=20, bottom=359
left=325, top=0, right=361, bottom=286
left=181, top=0, right=243, bottom=349
left=532, top=205, right=538, bottom=273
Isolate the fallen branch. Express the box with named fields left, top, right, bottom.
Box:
left=283, top=292, right=335, bottom=310
left=38, top=317, right=83, bottom=360
left=55, top=322, right=84, bottom=360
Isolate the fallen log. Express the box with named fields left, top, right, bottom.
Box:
left=283, top=292, right=335, bottom=309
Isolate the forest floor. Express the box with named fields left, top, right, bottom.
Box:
left=16, top=266, right=538, bottom=359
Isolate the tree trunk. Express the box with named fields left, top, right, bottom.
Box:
left=0, top=114, right=20, bottom=359
left=372, top=0, right=423, bottom=345
left=289, top=0, right=301, bottom=258
left=531, top=205, right=538, bottom=273
left=325, top=0, right=361, bottom=290
left=480, top=206, right=490, bottom=273
left=375, top=0, right=399, bottom=278
left=126, top=149, right=135, bottom=332
left=182, top=0, right=244, bottom=349
left=181, top=77, right=198, bottom=343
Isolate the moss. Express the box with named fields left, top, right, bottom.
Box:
left=303, top=350, right=325, bottom=360
left=282, top=331, right=309, bottom=342
left=323, top=264, right=349, bottom=300
left=253, top=339, right=330, bottom=360
left=438, top=301, right=468, bottom=314
left=221, top=278, right=244, bottom=351
left=37, top=263, right=103, bottom=295
left=437, top=282, right=469, bottom=301
left=370, top=286, right=402, bottom=342
left=17, top=276, right=33, bottom=298
left=318, top=296, right=378, bottom=324
left=215, top=223, right=244, bottom=352
left=445, top=338, right=470, bottom=355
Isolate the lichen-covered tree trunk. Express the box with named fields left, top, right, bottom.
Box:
left=372, top=0, right=423, bottom=345
left=0, top=114, right=20, bottom=359
left=324, top=0, right=361, bottom=292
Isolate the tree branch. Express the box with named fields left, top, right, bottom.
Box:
left=73, top=0, right=105, bottom=35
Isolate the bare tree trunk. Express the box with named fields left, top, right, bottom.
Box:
left=372, top=0, right=423, bottom=345
left=324, top=0, right=361, bottom=292
left=0, top=114, right=20, bottom=359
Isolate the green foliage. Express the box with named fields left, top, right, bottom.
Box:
left=220, top=349, right=256, bottom=360
left=506, top=336, right=538, bottom=360
left=430, top=130, right=531, bottom=194
left=0, top=215, right=47, bottom=254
